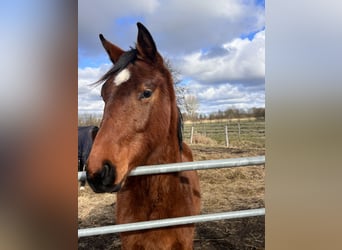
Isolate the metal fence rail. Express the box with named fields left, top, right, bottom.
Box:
left=78, top=156, right=265, bottom=238
left=78, top=156, right=265, bottom=181
left=78, top=208, right=265, bottom=238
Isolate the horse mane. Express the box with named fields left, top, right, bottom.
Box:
left=177, top=107, right=184, bottom=152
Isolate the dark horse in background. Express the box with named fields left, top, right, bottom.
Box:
left=86, top=23, right=201, bottom=249
left=78, top=126, right=98, bottom=189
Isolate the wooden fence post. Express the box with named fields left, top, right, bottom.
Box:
left=190, top=126, right=194, bottom=144
left=225, top=125, right=229, bottom=147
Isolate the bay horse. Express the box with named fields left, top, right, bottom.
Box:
left=86, top=22, right=201, bottom=249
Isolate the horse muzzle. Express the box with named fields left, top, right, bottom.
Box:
left=86, top=162, right=122, bottom=193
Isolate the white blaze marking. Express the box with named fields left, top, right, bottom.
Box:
left=114, top=68, right=131, bottom=86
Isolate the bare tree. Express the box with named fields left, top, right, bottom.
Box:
left=164, top=58, right=188, bottom=111
left=184, top=95, right=199, bottom=120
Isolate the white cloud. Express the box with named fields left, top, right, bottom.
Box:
left=180, top=29, right=265, bottom=85
left=198, top=85, right=242, bottom=101
left=78, top=65, right=111, bottom=114
left=186, top=80, right=264, bottom=114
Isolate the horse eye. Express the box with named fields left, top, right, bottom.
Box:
left=141, top=89, right=153, bottom=99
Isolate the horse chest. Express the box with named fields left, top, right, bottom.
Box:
left=116, top=175, right=185, bottom=222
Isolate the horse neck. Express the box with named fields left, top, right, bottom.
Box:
left=151, top=101, right=181, bottom=164
left=119, top=173, right=184, bottom=221
left=120, top=104, right=184, bottom=210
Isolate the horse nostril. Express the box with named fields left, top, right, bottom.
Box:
left=101, top=162, right=116, bottom=186
left=101, top=164, right=109, bottom=179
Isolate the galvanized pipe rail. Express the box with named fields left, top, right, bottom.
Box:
left=78, top=155, right=265, bottom=181
left=78, top=156, right=265, bottom=237
left=78, top=208, right=265, bottom=238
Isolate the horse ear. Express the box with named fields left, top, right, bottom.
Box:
left=136, top=22, right=158, bottom=62
left=99, top=34, right=124, bottom=64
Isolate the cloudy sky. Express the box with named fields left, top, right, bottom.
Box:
left=78, top=0, right=265, bottom=115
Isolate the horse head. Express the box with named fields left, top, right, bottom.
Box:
left=86, top=23, right=181, bottom=193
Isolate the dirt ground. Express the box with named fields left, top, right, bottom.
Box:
left=78, top=145, right=265, bottom=249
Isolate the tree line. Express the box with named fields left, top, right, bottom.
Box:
left=182, top=107, right=265, bottom=121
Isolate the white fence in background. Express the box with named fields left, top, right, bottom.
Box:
left=184, top=120, right=265, bottom=147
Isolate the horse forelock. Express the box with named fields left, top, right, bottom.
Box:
left=94, top=48, right=137, bottom=86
